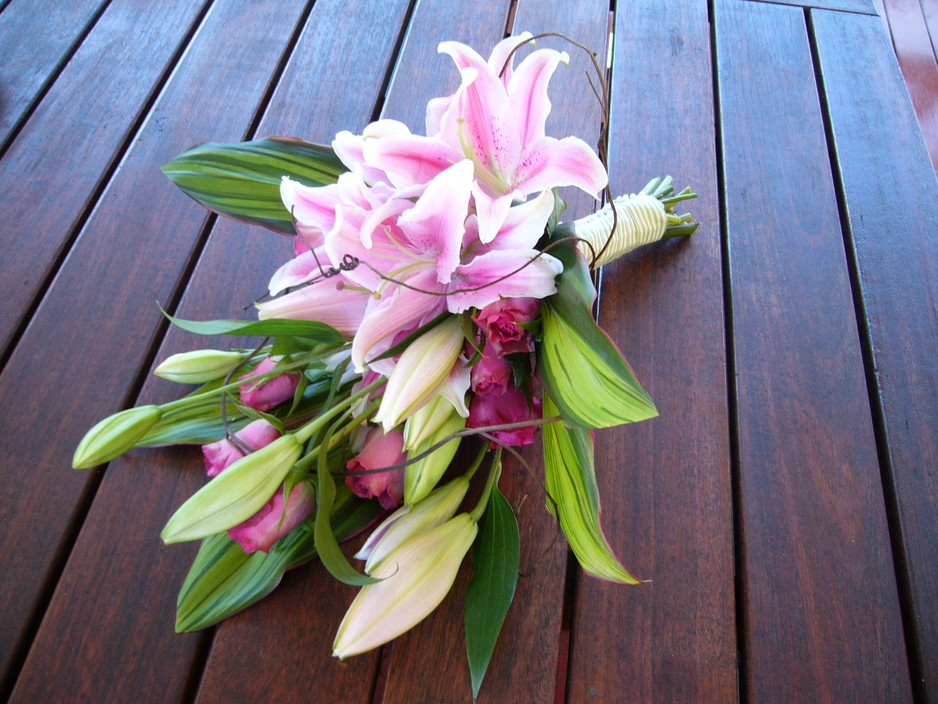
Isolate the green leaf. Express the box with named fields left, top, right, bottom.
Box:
left=538, top=246, right=657, bottom=428
left=465, top=487, right=519, bottom=699
left=162, top=137, right=346, bottom=233
left=176, top=486, right=382, bottom=631
left=162, top=309, right=346, bottom=346
left=541, top=394, right=642, bottom=584
left=314, top=421, right=382, bottom=586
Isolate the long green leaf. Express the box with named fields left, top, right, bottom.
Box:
left=162, top=310, right=346, bottom=345
left=538, top=243, right=657, bottom=428
left=541, top=394, right=641, bottom=584
left=162, top=137, right=346, bottom=233
left=464, top=487, right=519, bottom=699
left=176, top=486, right=382, bottom=631
left=314, top=422, right=382, bottom=586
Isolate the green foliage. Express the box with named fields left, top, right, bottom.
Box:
left=538, top=240, right=657, bottom=428
left=176, top=486, right=382, bottom=632
left=464, top=487, right=520, bottom=699
left=162, top=137, right=345, bottom=233
left=541, top=394, right=641, bottom=584
left=162, top=310, right=346, bottom=346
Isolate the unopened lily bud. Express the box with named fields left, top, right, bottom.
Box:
left=333, top=513, right=478, bottom=658
left=160, top=434, right=304, bottom=544
left=73, top=405, right=162, bottom=469
left=362, top=477, right=470, bottom=574
left=403, top=406, right=465, bottom=505
left=154, top=349, right=244, bottom=384
left=403, top=394, right=459, bottom=450
left=575, top=193, right=667, bottom=268
left=373, top=317, right=464, bottom=433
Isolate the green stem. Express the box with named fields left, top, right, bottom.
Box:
left=469, top=449, right=503, bottom=522
left=293, top=378, right=384, bottom=444
left=158, top=346, right=353, bottom=413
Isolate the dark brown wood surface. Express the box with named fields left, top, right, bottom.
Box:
left=715, top=1, right=911, bottom=702
left=813, top=9, right=938, bottom=700
left=0, top=0, right=212, bottom=358
left=567, top=1, right=737, bottom=702
left=880, top=0, right=938, bottom=168
left=1, top=1, right=935, bottom=702
left=0, top=0, right=108, bottom=145
left=3, top=0, right=312, bottom=699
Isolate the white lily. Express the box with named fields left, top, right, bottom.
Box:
left=333, top=513, right=478, bottom=658
left=363, top=476, right=469, bottom=574
left=373, top=317, right=465, bottom=432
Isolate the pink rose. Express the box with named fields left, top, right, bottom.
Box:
left=238, top=357, right=300, bottom=412
left=346, top=428, right=406, bottom=509
left=202, top=419, right=282, bottom=477
left=467, top=384, right=542, bottom=447
left=470, top=342, right=512, bottom=395
left=228, top=481, right=315, bottom=554
left=472, top=298, right=540, bottom=356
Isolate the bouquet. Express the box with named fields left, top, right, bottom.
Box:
left=73, top=32, right=697, bottom=697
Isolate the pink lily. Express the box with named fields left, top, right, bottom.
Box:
left=366, top=33, right=608, bottom=242
left=330, top=162, right=560, bottom=371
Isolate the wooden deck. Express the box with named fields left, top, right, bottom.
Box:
left=1, top=1, right=936, bottom=702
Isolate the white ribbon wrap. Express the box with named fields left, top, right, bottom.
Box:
left=574, top=193, right=668, bottom=268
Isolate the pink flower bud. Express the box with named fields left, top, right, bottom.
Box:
left=470, top=342, right=512, bottom=396
left=346, top=428, right=406, bottom=509
left=238, top=357, right=300, bottom=412
left=472, top=298, right=540, bottom=356
left=227, top=481, right=315, bottom=554
left=467, top=384, right=541, bottom=447
left=202, top=420, right=282, bottom=477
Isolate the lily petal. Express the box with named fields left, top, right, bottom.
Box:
left=396, top=160, right=473, bottom=284
left=255, top=280, right=368, bottom=337
left=513, top=135, right=608, bottom=198
left=471, top=185, right=516, bottom=245
left=351, top=269, right=446, bottom=371
left=487, top=32, right=534, bottom=87
left=448, top=249, right=563, bottom=312
left=366, top=132, right=458, bottom=190
left=508, top=48, right=569, bottom=147
left=268, top=248, right=331, bottom=295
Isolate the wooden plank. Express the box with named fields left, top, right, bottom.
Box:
left=812, top=9, right=938, bottom=699
left=2, top=1, right=313, bottom=700
left=566, top=2, right=737, bottom=702
left=193, top=2, right=413, bottom=702
left=0, top=0, right=210, bottom=359
left=882, top=0, right=938, bottom=168
left=0, top=0, right=108, bottom=145
left=714, top=1, right=912, bottom=702
left=742, top=0, right=877, bottom=14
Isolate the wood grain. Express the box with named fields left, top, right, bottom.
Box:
left=813, top=8, right=938, bottom=699
left=566, top=2, right=737, bottom=702
left=742, top=0, right=877, bottom=14
left=3, top=1, right=313, bottom=700
left=0, top=0, right=108, bottom=145
left=715, top=1, right=911, bottom=701
left=881, top=0, right=938, bottom=168
left=0, top=0, right=212, bottom=359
